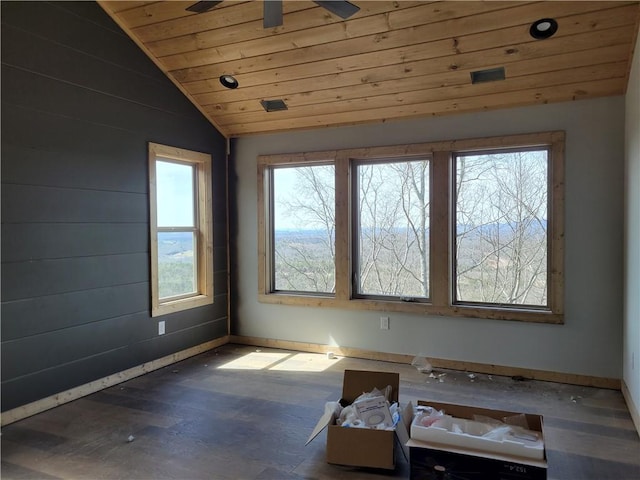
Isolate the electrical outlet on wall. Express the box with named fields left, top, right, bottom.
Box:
left=158, top=320, right=165, bottom=335
left=380, top=316, right=390, bottom=330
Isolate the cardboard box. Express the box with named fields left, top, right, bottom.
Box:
left=407, top=401, right=547, bottom=480
left=306, top=369, right=411, bottom=470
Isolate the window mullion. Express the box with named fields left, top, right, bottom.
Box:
left=157, top=226, right=197, bottom=232
left=257, top=165, right=269, bottom=295
left=334, top=153, right=350, bottom=301
left=196, top=160, right=212, bottom=299
left=549, top=134, right=565, bottom=315
left=430, top=151, right=451, bottom=308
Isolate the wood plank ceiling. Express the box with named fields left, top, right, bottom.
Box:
left=99, top=1, right=640, bottom=138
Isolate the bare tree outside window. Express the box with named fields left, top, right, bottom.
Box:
left=271, top=152, right=548, bottom=306
left=455, top=149, right=549, bottom=307
left=355, top=159, right=430, bottom=298
left=272, top=165, right=335, bottom=293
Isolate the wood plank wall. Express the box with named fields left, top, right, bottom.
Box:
left=0, top=1, right=228, bottom=412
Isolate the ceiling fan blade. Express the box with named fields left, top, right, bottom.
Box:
left=185, top=1, right=224, bottom=14
left=263, top=0, right=283, bottom=28
left=313, top=0, right=360, bottom=19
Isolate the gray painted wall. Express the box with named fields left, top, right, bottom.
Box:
left=1, top=1, right=228, bottom=411
left=231, top=96, right=625, bottom=380
left=624, top=33, right=640, bottom=415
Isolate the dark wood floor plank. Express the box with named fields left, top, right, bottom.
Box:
left=1, top=344, right=639, bottom=480
left=0, top=459, right=63, bottom=480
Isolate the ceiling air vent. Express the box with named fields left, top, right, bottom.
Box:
left=470, top=67, right=506, bottom=84
left=260, top=99, right=288, bottom=112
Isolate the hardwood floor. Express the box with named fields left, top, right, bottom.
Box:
left=2, top=344, right=639, bottom=479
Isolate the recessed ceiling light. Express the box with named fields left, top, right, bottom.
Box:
left=530, top=18, right=558, bottom=40
left=219, top=75, right=239, bottom=89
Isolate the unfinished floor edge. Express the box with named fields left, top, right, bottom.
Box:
left=229, top=335, right=621, bottom=390
left=0, top=336, right=230, bottom=427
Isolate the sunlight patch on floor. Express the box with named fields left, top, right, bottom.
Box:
left=217, top=351, right=342, bottom=372
left=270, top=353, right=342, bottom=372
left=217, top=352, right=290, bottom=370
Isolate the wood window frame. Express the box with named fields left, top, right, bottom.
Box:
left=257, top=131, right=564, bottom=324
left=149, top=142, right=214, bottom=317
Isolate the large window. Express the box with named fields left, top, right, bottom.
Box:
left=454, top=148, right=549, bottom=308
left=354, top=158, right=430, bottom=300
left=258, top=132, right=564, bottom=323
left=271, top=164, right=335, bottom=294
left=149, top=143, right=213, bottom=316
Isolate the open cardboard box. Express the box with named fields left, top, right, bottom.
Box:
left=306, top=369, right=411, bottom=470
left=407, top=400, right=547, bottom=480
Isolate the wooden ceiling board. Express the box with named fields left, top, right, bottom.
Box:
left=191, top=16, right=636, bottom=104
left=209, top=63, right=628, bottom=126
left=98, top=0, right=640, bottom=137
left=223, top=78, right=626, bottom=135
left=188, top=39, right=631, bottom=104
left=134, top=2, right=327, bottom=44
left=168, top=3, right=637, bottom=86
left=198, top=46, right=630, bottom=117
left=196, top=22, right=635, bottom=120
left=205, top=59, right=629, bottom=120
left=146, top=2, right=421, bottom=58
left=177, top=2, right=635, bottom=96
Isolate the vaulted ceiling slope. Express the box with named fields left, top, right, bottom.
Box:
left=99, top=1, right=640, bottom=138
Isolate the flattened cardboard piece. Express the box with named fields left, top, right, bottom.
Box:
left=342, top=370, right=399, bottom=404
left=306, top=402, right=339, bottom=445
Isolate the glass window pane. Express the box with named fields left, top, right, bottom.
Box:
left=272, top=165, right=335, bottom=293
left=455, top=150, right=548, bottom=306
left=356, top=159, right=430, bottom=298
left=157, top=160, right=194, bottom=227
left=158, top=231, right=197, bottom=299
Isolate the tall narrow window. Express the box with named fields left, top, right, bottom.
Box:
left=354, top=158, right=431, bottom=300
left=149, top=143, right=213, bottom=316
left=454, top=148, right=549, bottom=308
left=156, top=160, right=197, bottom=299
left=271, top=164, right=335, bottom=294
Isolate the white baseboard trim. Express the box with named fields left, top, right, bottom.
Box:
left=1, top=336, right=229, bottom=427
left=622, top=380, right=640, bottom=438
